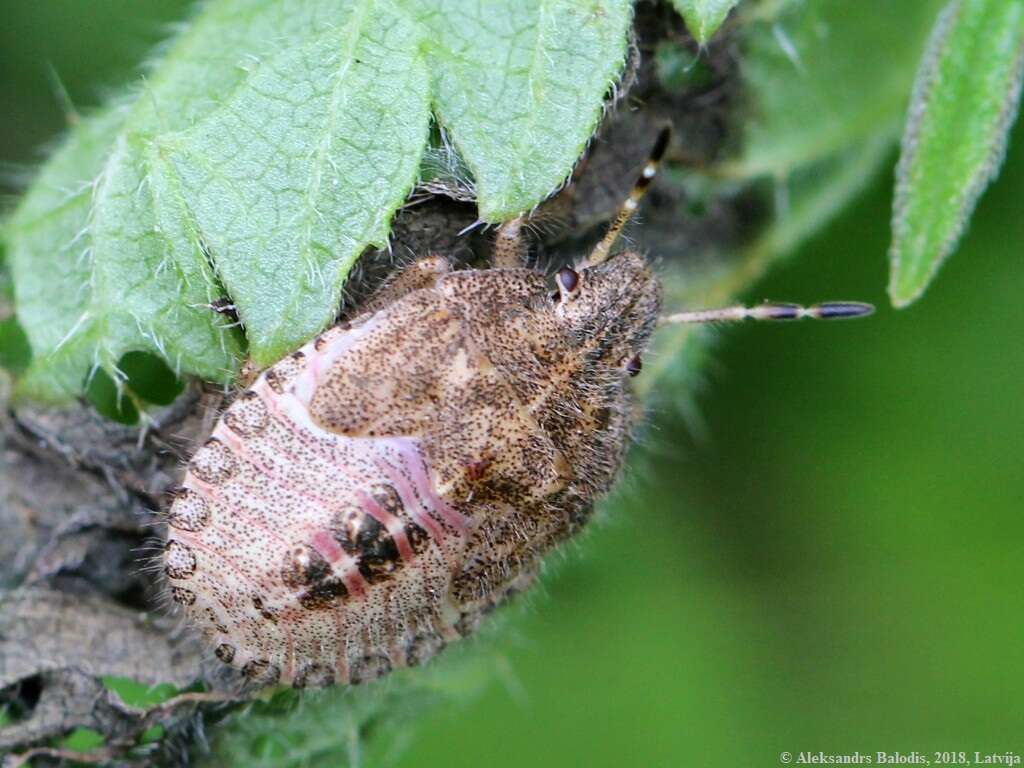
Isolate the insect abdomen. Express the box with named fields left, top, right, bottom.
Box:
left=163, top=323, right=486, bottom=686
left=162, top=274, right=616, bottom=688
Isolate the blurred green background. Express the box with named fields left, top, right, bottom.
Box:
left=3, top=2, right=1023, bottom=766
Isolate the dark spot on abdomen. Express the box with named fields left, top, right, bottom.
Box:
left=242, top=659, right=280, bottom=686
left=251, top=594, right=278, bottom=623
left=333, top=499, right=402, bottom=584
left=356, top=535, right=401, bottom=583
left=350, top=653, right=392, bottom=684
left=293, top=663, right=335, bottom=688
left=167, top=488, right=210, bottom=531
left=279, top=542, right=349, bottom=610
left=264, top=354, right=304, bottom=394
left=298, top=578, right=348, bottom=610
left=190, top=438, right=236, bottom=484
left=405, top=633, right=445, bottom=667
left=170, top=586, right=195, bottom=606
left=224, top=390, right=270, bottom=436
left=164, top=540, right=196, bottom=579
left=369, top=484, right=403, bottom=516
left=404, top=522, right=431, bottom=555
left=280, top=544, right=331, bottom=589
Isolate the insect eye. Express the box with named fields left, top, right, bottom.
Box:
left=556, top=267, right=580, bottom=294
left=625, top=355, right=642, bottom=377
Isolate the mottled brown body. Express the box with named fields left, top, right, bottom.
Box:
left=160, top=122, right=873, bottom=687
left=162, top=252, right=660, bottom=687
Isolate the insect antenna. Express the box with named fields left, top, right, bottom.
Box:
left=659, top=301, right=874, bottom=325
left=585, top=125, right=672, bottom=267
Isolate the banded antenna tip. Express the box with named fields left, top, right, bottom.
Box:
left=811, top=301, right=875, bottom=319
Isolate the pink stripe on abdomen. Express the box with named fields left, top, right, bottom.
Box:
left=391, top=438, right=471, bottom=535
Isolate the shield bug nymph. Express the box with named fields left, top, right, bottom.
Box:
left=162, top=128, right=871, bottom=688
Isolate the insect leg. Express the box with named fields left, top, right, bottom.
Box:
left=492, top=216, right=527, bottom=269
left=584, top=126, right=671, bottom=267
left=359, top=256, right=450, bottom=314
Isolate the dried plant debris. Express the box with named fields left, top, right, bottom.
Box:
left=0, top=587, right=217, bottom=765
left=9, top=386, right=208, bottom=501
left=0, top=587, right=200, bottom=693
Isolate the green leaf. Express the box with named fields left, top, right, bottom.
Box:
left=671, top=0, right=741, bottom=44
left=7, top=0, right=632, bottom=395
left=734, top=0, right=945, bottom=178
left=889, top=0, right=1024, bottom=307
left=6, top=107, right=126, bottom=402
left=5, top=0, right=338, bottom=401
left=59, top=727, right=105, bottom=752
left=166, top=1, right=430, bottom=366
left=140, top=725, right=166, bottom=744
left=415, top=0, right=632, bottom=222
left=101, top=675, right=180, bottom=709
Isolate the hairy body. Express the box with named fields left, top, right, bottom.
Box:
left=160, top=127, right=869, bottom=687
left=162, top=253, right=659, bottom=687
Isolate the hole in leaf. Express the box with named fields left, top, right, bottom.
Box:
left=85, top=368, right=139, bottom=425
left=0, top=315, right=31, bottom=375
left=0, top=674, right=41, bottom=725
left=118, top=351, right=184, bottom=406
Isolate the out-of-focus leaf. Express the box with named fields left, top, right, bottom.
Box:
left=59, top=727, right=105, bottom=751
left=646, top=132, right=894, bottom=399
left=671, top=0, right=741, bottom=44
left=655, top=39, right=713, bottom=91
left=140, top=725, right=166, bottom=744
left=734, top=0, right=945, bottom=178
left=889, top=0, right=1024, bottom=307
left=758, top=132, right=898, bottom=260
left=6, top=0, right=632, bottom=394
left=204, top=649, right=499, bottom=768
left=0, top=249, right=10, bottom=302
